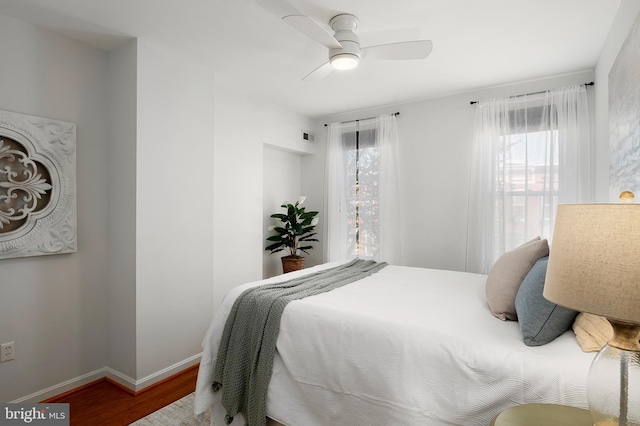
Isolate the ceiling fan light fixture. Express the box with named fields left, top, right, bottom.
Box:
left=262, top=4, right=433, bottom=81
left=330, top=53, right=359, bottom=70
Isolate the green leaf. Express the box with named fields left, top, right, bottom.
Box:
left=265, top=242, right=285, bottom=251
left=268, top=200, right=319, bottom=256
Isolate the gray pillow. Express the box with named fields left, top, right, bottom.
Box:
left=515, top=257, right=578, bottom=346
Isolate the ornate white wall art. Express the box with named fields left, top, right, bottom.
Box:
left=0, top=109, right=76, bottom=259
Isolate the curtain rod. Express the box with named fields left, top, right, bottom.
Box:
left=469, top=82, right=594, bottom=105
left=324, top=112, right=399, bottom=127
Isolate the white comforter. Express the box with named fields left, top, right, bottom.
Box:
left=195, top=262, right=594, bottom=426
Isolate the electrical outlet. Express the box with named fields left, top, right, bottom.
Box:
left=1, top=342, right=15, bottom=362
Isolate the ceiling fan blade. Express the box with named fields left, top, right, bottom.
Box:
left=256, top=0, right=301, bottom=18
left=362, top=40, right=433, bottom=60
left=283, top=15, right=342, bottom=49
left=256, top=0, right=341, bottom=48
left=302, top=62, right=333, bottom=81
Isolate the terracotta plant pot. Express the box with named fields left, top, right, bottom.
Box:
left=281, top=255, right=305, bottom=273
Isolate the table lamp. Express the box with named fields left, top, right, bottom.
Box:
left=544, top=195, right=640, bottom=426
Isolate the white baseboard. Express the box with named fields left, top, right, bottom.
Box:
left=104, top=367, right=138, bottom=390
left=136, top=352, right=201, bottom=391
left=11, top=353, right=202, bottom=402
left=106, top=352, right=202, bottom=392
left=11, top=368, right=107, bottom=403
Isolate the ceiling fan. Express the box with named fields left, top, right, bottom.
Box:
left=257, top=0, right=433, bottom=81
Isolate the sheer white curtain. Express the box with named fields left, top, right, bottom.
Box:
left=466, top=84, right=591, bottom=273
left=325, top=114, right=403, bottom=264
left=376, top=114, right=403, bottom=264
left=326, top=121, right=351, bottom=262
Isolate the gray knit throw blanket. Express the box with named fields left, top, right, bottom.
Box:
left=212, top=258, right=388, bottom=426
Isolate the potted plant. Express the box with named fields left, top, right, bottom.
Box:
left=266, top=196, right=319, bottom=273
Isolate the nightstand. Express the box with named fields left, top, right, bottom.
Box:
left=490, top=403, right=593, bottom=426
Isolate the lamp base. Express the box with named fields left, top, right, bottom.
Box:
left=587, top=320, right=640, bottom=426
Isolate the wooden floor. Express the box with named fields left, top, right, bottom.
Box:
left=44, top=364, right=199, bottom=426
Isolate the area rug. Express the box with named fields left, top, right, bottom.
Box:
left=129, top=393, right=210, bottom=425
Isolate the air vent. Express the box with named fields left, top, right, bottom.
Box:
left=302, top=130, right=315, bottom=143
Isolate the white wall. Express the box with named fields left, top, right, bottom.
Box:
left=135, top=40, right=215, bottom=382
left=593, top=0, right=640, bottom=201
left=305, top=1, right=640, bottom=269
left=0, top=14, right=218, bottom=401
left=300, top=127, right=325, bottom=270
left=213, top=85, right=264, bottom=313
left=0, top=11, right=315, bottom=401
left=214, top=84, right=316, bottom=313
left=0, top=14, right=109, bottom=402
left=263, top=148, right=302, bottom=278
left=311, top=71, right=595, bottom=272
left=106, top=39, right=138, bottom=381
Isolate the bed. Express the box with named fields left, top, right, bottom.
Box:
left=194, top=260, right=594, bottom=426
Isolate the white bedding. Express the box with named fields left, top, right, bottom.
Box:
left=195, top=262, right=595, bottom=426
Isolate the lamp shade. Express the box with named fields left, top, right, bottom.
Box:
left=543, top=203, right=640, bottom=324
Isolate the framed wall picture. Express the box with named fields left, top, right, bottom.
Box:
left=609, top=10, right=640, bottom=200
left=0, top=109, right=76, bottom=259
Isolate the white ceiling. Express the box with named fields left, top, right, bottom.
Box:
left=0, top=0, right=621, bottom=117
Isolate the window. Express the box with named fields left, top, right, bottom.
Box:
left=467, top=85, right=591, bottom=273
left=326, top=114, right=402, bottom=264
left=343, top=127, right=379, bottom=258
left=497, top=128, right=559, bottom=252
